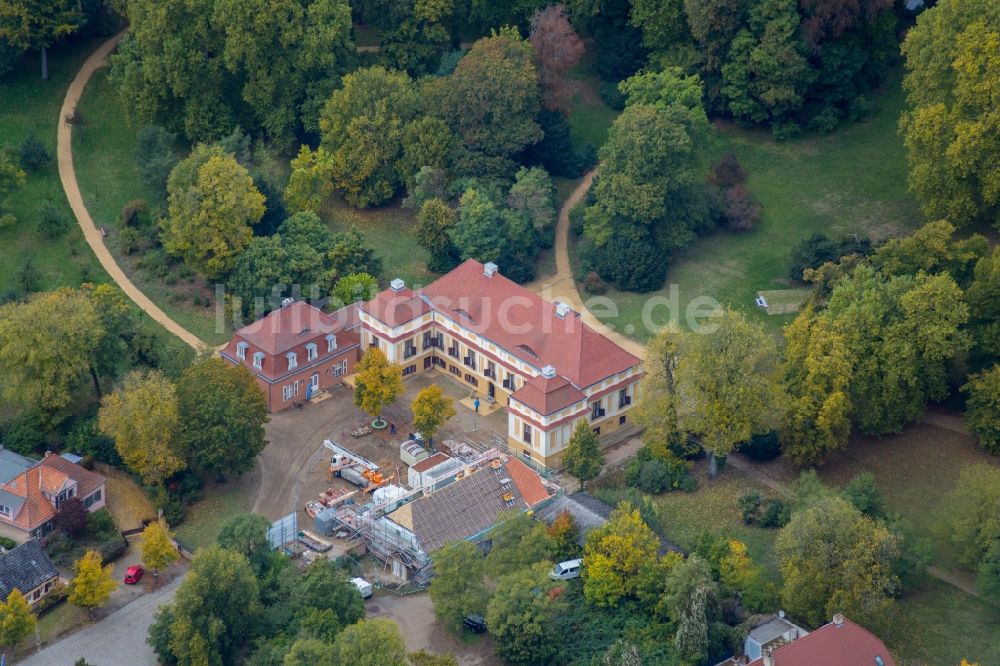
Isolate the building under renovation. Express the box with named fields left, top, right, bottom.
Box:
left=312, top=447, right=555, bottom=579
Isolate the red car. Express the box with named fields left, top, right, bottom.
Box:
left=123, top=564, right=144, bottom=585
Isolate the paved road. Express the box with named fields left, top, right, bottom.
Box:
left=23, top=578, right=180, bottom=666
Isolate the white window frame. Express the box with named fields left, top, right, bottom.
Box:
left=0, top=504, right=9, bottom=516
left=283, top=384, right=293, bottom=401
left=236, top=341, right=248, bottom=360
left=253, top=352, right=264, bottom=370
left=287, top=352, right=298, bottom=370
left=306, top=343, right=318, bottom=361
left=293, top=380, right=301, bottom=397
left=309, top=373, right=320, bottom=391
left=326, top=334, right=337, bottom=352
left=333, top=360, right=347, bottom=377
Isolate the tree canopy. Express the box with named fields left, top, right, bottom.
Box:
left=353, top=347, right=404, bottom=422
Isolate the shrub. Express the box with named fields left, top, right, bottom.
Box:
left=758, top=499, right=790, bottom=528
left=0, top=535, right=16, bottom=550
left=65, top=417, right=121, bottom=466
left=739, top=492, right=762, bottom=524
left=625, top=447, right=695, bottom=494
left=841, top=472, right=885, bottom=519
left=38, top=200, right=69, bottom=237
left=54, top=497, right=88, bottom=537
left=44, top=531, right=73, bottom=558
left=723, top=184, right=760, bottom=231
left=121, top=199, right=147, bottom=227
left=85, top=509, right=117, bottom=539
left=583, top=234, right=666, bottom=293
left=847, top=95, right=876, bottom=122
left=593, top=486, right=662, bottom=533
left=119, top=226, right=140, bottom=254
left=771, top=121, right=801, bottom=142
left=807, top=106, right=842, bottom=135
left=582, top=271, right=607, bottom=295
left=19, top=132, right=51, bottom=171
left=737, top=432, right=782, bottom=461
left=708, top=154, right=747, bottom=188
left=788, top=233, right=872, bottom=281
left=99, top=533, right=129, bottom=563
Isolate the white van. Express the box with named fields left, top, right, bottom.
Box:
left=351, top=577, right=373, bottom=599
left=549, top=558, right=583, bottom=581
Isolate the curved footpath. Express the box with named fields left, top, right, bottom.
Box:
left=58, top=32, right=207, bottom=351
left=527, top=170, right=646, bottom=360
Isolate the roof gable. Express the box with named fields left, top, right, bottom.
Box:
left=234, top=301, right=343, bottom=355
left=0, top=540, right=58, bottom=599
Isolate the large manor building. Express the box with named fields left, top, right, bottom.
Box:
left=222, top=260, right=643, bottom=469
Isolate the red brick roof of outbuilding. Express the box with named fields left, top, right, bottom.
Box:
left=362, top=286, right=431, bottom=328
left=421, top=260, right=640, bottom=388
left=748, top=617, right=895, bottom=666
left=234, top=301, right=344, bottom=355
left=506, top=458, right=550, bottom=507
left=511, top=374, right=586, bottom=415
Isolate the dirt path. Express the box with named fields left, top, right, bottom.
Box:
left=58, top=33, right=207, bottom=351
left=526, top=169, right=646, bottom=361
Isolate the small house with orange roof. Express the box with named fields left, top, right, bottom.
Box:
left=0, top=448, right=106, bottom=544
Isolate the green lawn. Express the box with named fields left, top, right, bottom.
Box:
left=583, top=75, right=924, bottom=341
left=0, top=37, right=106, bottom=297
left=889, top=580, right=1000, bottom=666
left=173, top=479, right=256, bottom=552
left=323, top=197, right=435, bottom=289
left=73, top=69, right=232, bottom=345
left=643, top=461, right=784, bottom=581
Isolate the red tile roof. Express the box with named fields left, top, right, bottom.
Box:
left=0, top=455, right=105, bottom=532
left=233, top=301, right=343, bottom=355
left=362, top=287, right=431, bottom=328
left=506, top=458, right=550, bottom=507
left=748, top=617, right=895, bottom=666
left=421, top=260, right=640, bottom=388
left=511, top=374, right=586, bottom=415
left=410, top=452, right=452, bottom=474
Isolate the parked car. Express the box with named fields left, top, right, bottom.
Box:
left=351, top=577, right=373, bottom=599
left=549, top=558, right=583, bottom=581
left=463, top=614, right=487, bottom=633
left=123, top=564, right=144, bottom=585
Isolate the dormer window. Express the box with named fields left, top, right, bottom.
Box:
left=236, top=341, right=248, bottom=360
left=306, top=343, right=318, bottom=361
left=326, top=334, right=337, bottom=352
left=253, top=352, right=265, bottom=369
left=287, top=352, right=298, bottom=370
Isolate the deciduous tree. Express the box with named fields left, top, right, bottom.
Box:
left=775, top=496, right=899, bottom=629
left=562, top=420, right=604, bottom=490
left=428, top=540, right=489, bottom=629
left=176, top=358, right=269, bottom=479
left=675, top=308, right=784, bottom=476
left=331, top=619, right=409, bottom=666
left=450, top=189, right=507, bottom=263
left=141, top=518, right=179, bottom=585
left=582, top=502, right=659, bottom=607
left=98, top=369, right=185, bottom=486
left=529, top=4, right=584, bottom=110
left=0, top=588, right=36, bottom=653
left=157, top=546, right=263, bottom=666
left=411, top=384, right=455, bottom=444
left=963, top=365, right=1000, bottom=455
left=967, top=248, right=1000, bottom=368
left=547, top=510, right=580, bottom=560
left=0, top=0, right=83, bottom=79
left=353, top=348, right=404, bottom=425
left=664, top=555, right=718, bottom=665
left=333, top=273, right=379, bottom=307
left=416, top=198, right=460, bottom=273
left=0, top=288, right=102, bottom=419
left=163, top=146, right=265, bottom=279
left=780, top=306, right=853, bottom=465
left=635, top=325, right=683, bottom=459
left=54, top=497, right=87, bottom=536
left=900, top=0, right=1000, bottom=229
left=68, top=550, right=116, bottom=618
left=486, top=562, right=566, bottom=664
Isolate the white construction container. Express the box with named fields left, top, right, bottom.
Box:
left=351, top=577, right=373, bottom=599
left=400, top=440, right=428, bottom=467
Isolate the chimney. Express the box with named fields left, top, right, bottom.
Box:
left=832, top=613, right=845, bottom=627
left=554, top=301, right=571, bottom=318
left=390, top=278, right=405, bottom=292
left=281, top=297, right=295, bottom=307
left=483, top=262, right=498, bottom=277
left=541, top=365, right=556, bottom=378
left=762, top=648, right=774, bottom=666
